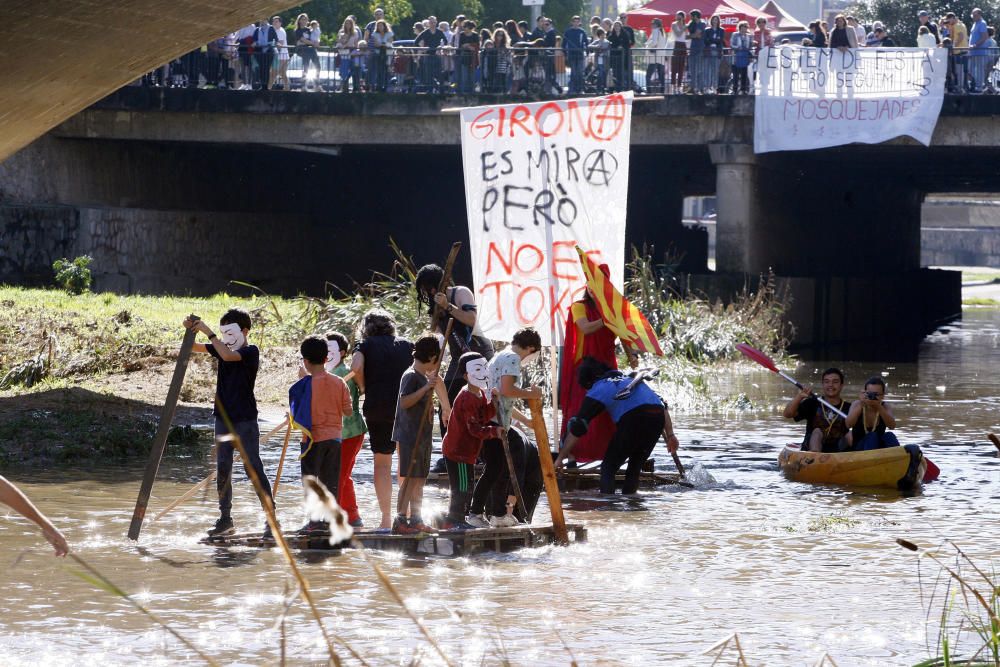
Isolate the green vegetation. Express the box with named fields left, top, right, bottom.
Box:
left=52, top=255, right=93, bottom=295
left=0, top=410, right=208, bottom=466
left=900, top=539, right=1000, bottom=667
left=0, top=286, right=300, bottom=389
left=963, top=297, right=1000, bottom=307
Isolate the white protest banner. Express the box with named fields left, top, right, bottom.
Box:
left=459, top=92, right=633, bottom=346
left=754, top=47, right=947, bottom=153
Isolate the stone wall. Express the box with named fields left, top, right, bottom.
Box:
left=0, top=205, right=79, bottom=285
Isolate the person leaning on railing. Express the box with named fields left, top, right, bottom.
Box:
left=671, top=11, right=688, bottom=90
left=368, top=20, right=393, bottom=92
left=704, top=15, right=726, bottom=94
left=830, top=14, right=858, bottom=51
left=730, top=21, right=753, bottom=95
left=564, top=15, right=589, bottom=95
left=645, top=18, right=669, bottom=94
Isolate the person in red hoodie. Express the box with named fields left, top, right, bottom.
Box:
left=440, top=352, right=500, bottom=530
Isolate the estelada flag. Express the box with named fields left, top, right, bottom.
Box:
left=288, top=376, right=315, bottom=459
left=576, top=246, right=663, bottom=356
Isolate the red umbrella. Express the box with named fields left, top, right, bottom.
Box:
left=624, top=0, right=774, bottom=33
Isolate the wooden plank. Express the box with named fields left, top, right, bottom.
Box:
left=201, top=523, right=587, bottom=556
left=128, top=320, right=198, bottom=540
left=528, top=398, right=569, bottom=544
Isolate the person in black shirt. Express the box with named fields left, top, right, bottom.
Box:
left=415, top=16, right=447, bottom=92
left=184, top=308, right=274, bottom=538
left=457, top=20, right=480, bottom=93
left=845, top=376, right=900, bottom=450
left=783, top=367, right=852, bottom=453
left=918, top=10, right=941, bottom=44
left=351, top=309, right=415, bottom=530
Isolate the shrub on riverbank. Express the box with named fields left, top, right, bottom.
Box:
left=0, top=409, right=208, bottom=466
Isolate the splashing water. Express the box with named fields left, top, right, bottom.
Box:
left=684, top=461, right=719, bottom=487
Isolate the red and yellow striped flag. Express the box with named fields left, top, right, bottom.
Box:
left=576, top=246, right=663, bottom=356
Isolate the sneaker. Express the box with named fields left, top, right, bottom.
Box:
left=262, top=522, right=279, bottom=540
left=207, top=516, right=235, bottom=537
left=391, top=515, right=417, bottom=534
left=348, top=518, right=364, bottom=529
left=297, top=520, right=326, bottom=536
left=408, top=517, right=439, bottom=534
left=489, top=513, right=519, bottom=528
left=439, top=519, right=476, bottom=531
left=465, top=513, right=491, bottom=528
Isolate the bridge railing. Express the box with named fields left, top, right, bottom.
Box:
left=140, top=45, right=1000, bottom=96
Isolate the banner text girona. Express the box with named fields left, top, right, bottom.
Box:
left=468, top=95, right=628, bottom=142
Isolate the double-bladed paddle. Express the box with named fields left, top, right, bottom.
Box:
left=736, top=343, right=939, bottom=482
left=735, top=343, right=849, bottom=418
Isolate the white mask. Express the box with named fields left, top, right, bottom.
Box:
left=521, top=350, right=540, bottom=366
left=324, top=339, right=342, bottom=372
left=219, top=323, right=246, bottom=351
left=465, top=358, right=489, bottom=390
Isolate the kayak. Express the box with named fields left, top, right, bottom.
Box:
left=778, top=444, right=928, bottom=490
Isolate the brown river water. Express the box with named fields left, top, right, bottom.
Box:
left=2, top=310, right=999, bottom=666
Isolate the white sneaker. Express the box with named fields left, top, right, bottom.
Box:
left=489, top=514, right=519, bottom=528
left=465, top=513, right=491, bottom=528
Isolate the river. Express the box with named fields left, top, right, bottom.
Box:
left=2, top=310, right=999, bottom=666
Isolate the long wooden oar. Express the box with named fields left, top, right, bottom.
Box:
left=737, top=343, right=940, bottom=481
left=495, top=403, right=528, bottom=521
left=149, top=471, right=218, bottom=524
left=128, top=315, right=199, bottom=540
left=528, top=398, right=569, bottom=544
left=271, top=419, right=293, bottom=499
left=396, top=242, right=462, bottom=517
left=989, top=433, right=1000, bottom=454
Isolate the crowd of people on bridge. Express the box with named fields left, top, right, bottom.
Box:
left=143, top=6, right=999, bottom=96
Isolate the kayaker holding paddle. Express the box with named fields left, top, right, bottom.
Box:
left=783, top=367, right=852, bottom=453
left=555, top=356, right=679, bottom=495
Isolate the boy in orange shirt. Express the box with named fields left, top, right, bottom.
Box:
left=292, top=335, right=353, bottom=536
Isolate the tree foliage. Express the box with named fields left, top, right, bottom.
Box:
left=854, top=0, right=1000, bottom=47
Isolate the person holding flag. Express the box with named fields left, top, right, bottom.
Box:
left=559, top=248, right=663, bottom=463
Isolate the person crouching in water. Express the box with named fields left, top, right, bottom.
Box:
left=783, top=367, right=852, bottom=453
left=845, top=376, right=898, bottom=451
left=392, top=335, right=451, bottom=534
left=555, top=356, right=679, bottom=494
left=292, top=335, right=352, bottom=536
left=440, top=352, right=500, bottom=530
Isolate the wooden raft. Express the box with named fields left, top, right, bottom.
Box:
left=427, top=459, right=681, bottom=492
left=201, top=523, right=588, bottom=557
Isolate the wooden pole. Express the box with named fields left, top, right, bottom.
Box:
left=149, top=471, right=217, bottom=524
left=549, top=344, right=559, bottom=444
left=396, top=242, right=462, bottom=516
left=497, top=410, right=528, bottom=521
left=271, top=419, right=294, bottom=499
left=528, top=398, right=569, bottom=544
left=128, top=317, right=199, bottom=540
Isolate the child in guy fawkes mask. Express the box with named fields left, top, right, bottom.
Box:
left=440, top=352, right=500, bottom=530
left=183, top=308, right=274, bottom=539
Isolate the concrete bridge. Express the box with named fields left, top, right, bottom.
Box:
left=6, top=88, right=999, bottom=357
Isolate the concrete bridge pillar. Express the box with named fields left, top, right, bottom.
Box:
left=708, top=143, right=761, bottom=274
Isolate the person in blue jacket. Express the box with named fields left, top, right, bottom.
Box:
left=555, top=356, right=680, bottom=494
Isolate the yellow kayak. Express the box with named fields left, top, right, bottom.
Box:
left=778, top=444, right=927, bottom=490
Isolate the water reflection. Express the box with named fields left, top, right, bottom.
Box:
left=1, top=311, right=999, bottom=665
